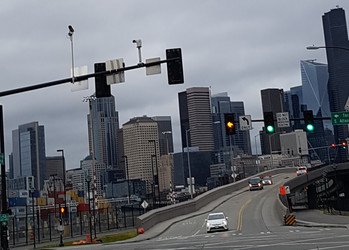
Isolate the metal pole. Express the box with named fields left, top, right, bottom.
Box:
left=86, top=177, right=92, bottom=243
left=269, top=134, right=273, bottom=169
left=185, top=130, right=193, bottom=199
left=230, top=135, right=235, bottom=182
left=0, top=105, right=9, bottom=250
left=57, top=150, right=66, bottom=220
left=122, top=156, right=130, bottom=204
left=150, top=155, right=156, bottom=206
left=68, top=26, right=75, bottom=84
left=32, top=191, right=36, bottom=249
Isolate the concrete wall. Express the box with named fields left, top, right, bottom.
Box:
left=136, top=167, right=296, bottom=231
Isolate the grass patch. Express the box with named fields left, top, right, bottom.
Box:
left=41, top=230, right=138, bottom=248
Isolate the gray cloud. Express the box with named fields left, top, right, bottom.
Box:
left=0, top=0, right=346, bottom=169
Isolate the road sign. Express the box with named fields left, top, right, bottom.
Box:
left=0, top=214, right=9, bottom=222
left=146, top=57, right=161, bottom=75
left=276, top=112, right=290, bottom=128
left=141, top=200, right=149, bottom=209
left=239, top=115, right=252, bottom=130
left=331, top=112, right=349, bottom=125
left=285, top=186, right=290, bottom=194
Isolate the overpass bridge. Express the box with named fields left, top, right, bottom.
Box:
left=284, top=162, right=349, bottom=211
left=135, top=164, right=349, bottom=232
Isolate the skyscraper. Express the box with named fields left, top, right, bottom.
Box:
left=260, top=88, right=286, bottom=155
left=178, top=87, right=214, bottom=152
left=301, top=60, right=331, bottom=129
left=284, top=86, right=304, bottom=130
left=300, top=60, right=332, bottom=162
left=122, top=116, right=160, bottom=195
left=11, top=122, right=46, bottom=190
left=211, top=92, right=251, bottom=166
left=152, top=116, right=174, bottom=156
left=322, top=7, right=349, bottom=162
left=88, top=95, right=119, bottom=169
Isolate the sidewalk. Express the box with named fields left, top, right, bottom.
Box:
left=294, top=209, right=349, bottom=228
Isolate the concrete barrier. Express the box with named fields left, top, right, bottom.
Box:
left=136, top=167, right=296, bottom=231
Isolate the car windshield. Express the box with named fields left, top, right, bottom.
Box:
left=249, top=178, right=261, bottom=184
left=208, top=214, right=225, bottom=220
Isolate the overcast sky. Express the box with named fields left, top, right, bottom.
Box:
left=1, top=1, right=348, bottom=170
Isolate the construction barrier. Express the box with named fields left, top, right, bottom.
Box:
left=284, top=214, right=296, bottom=226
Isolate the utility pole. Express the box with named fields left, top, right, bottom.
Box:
left=0, top=105, right=9, bottom=250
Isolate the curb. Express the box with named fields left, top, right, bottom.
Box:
left=296, top=219, right=348, bottom=228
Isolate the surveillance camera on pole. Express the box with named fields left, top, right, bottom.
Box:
left=133, top=39, right=143, bottom=65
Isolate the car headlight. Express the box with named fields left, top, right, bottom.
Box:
left=249, top=184, right=252, bottom=188
left=223, top=220, right=227, bottom=225
left=258, top=183, right=261, bottom=187
left=206, top=222, right=211, bottom=227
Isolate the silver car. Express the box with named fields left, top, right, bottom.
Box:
left=206, top=212, right=229, bottom=233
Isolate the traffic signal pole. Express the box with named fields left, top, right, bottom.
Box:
left=0, top=105, right=9, bottom=250
left=0, top=57, right=180, bottom=98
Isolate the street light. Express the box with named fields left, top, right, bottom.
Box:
left=85, top=175, right=93, bottom=243
left=149, top=140, right=161, bottom=206
left=185, top=129, right=194, bottom=199
left=122, top=156, right=131, bottom=204
left=67, top=25, right=75, bottom=84
left=82, top=96, right=98, bottom=219
left=57, top=149, right=66, bottom=216
left=306, top=45, right=349, bottom=51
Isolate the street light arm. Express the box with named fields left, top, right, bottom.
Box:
left=307, top=45, right=349, bottom=51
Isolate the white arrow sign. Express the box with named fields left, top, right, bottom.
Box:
left=239, top=115, right=252, bottom=130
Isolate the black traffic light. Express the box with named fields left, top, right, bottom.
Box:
left=224, top=113, right=236, bottom=135
left=60, top=207, right=66, bottom=214
left=303, top=110, right=314, bottom=132
left=166, top=48, right=184, bottom=85
left=263, top=112, right=275, bottom=134
left=342, top=141, right=347, bottom=149
left=94, top=62, right=111, bottom=98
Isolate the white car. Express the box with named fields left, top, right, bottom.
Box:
left=296, top=166, right=307, bottom=176
left=206, top=212, right=229, bottom=233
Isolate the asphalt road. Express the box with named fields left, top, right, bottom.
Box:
left=48, top=173, right=349, bottom=249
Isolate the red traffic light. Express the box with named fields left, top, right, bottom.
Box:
left=60, top=207, right=65, bottom=214
left=331, top=143, right=336, bottom=148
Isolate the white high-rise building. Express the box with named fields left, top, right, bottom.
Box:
left=123, top=116, right=160, bottom=194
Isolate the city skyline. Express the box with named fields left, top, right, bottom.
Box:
left=1, top=1, right=349, bottom=170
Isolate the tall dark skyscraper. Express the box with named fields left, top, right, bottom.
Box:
left=178, top=87, right=214, bottom=152
left=323, top=7, right=349, bottom=162
left=11, top=122, right=46, bottom=190
left=211, top=92, right=251, bottom=164
left=260, top=88, right=287, bottom=154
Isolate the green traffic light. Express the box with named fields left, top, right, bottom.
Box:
left=266, top=125, right=275, bottom=133
left=306, top=124, right=314, bottom=132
